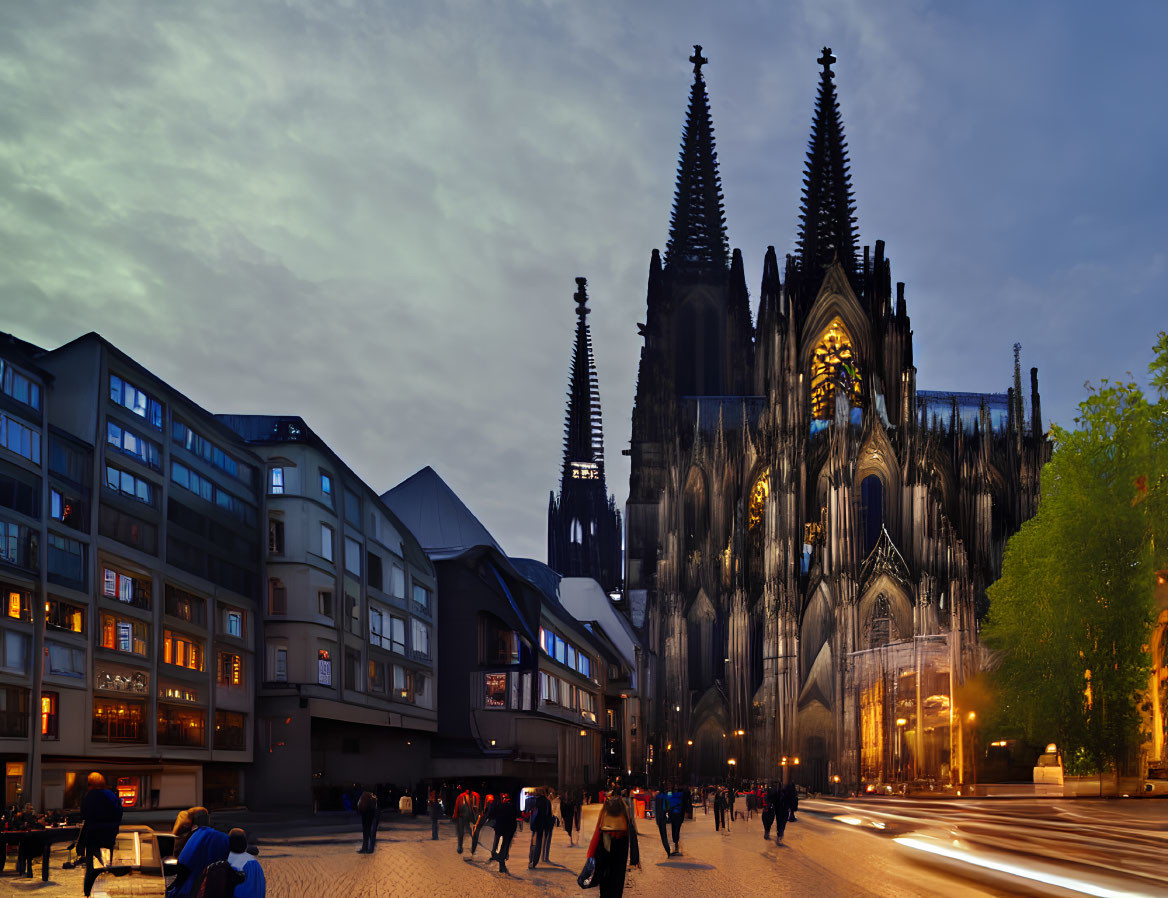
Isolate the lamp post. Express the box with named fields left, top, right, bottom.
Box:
left=895, top=718, right=907, bottom=783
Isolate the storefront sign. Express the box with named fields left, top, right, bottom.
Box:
left=116, top=776, right=139, bottom=808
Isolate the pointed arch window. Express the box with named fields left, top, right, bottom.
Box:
left=569, top=519, right=583, bottom=545
left=748, top=473, right=769, bottom=531
left=860, top=474, right=884, bottom=556
left=810, top=316, right=862, bottom=419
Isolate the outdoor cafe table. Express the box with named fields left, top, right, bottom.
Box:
left=1, top=825, right=81, bottom=882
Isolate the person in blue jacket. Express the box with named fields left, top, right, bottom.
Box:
left=167, top=806, right=229, bottom=898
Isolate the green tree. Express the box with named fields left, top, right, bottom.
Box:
left=984, top=333, right=1168, bottom=776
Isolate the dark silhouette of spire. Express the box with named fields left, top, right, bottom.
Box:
left=664, top=45, right=730, bottom=275
left=549, top=277, right=622, bottom=593
left=795, top=48, right=858, bottom=284
left=561, top=277, right=607, bottom=491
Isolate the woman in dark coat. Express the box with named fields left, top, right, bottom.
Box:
left=585, top=796, right=640, bottom=898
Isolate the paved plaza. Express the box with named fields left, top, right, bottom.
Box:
left=4, top=803, right=1005, bottom=898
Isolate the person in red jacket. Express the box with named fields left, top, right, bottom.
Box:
left=452, top=785, right=479, bottom=854
left=584, top=796, right=640, bottom=897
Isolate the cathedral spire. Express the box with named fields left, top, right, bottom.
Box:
left=561, top=277, right=607, bottom=492
left=795, top=47, right=859, bottom=286
left=664, top=45, right=730, bottom=275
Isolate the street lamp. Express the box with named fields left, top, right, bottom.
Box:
left=895, top=718, right=908, bottom=783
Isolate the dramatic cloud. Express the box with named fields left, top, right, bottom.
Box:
left=1, top=1, right=1164, bottom=558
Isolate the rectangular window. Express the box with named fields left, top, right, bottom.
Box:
left=317, top=649, right=332, bottom=686
left=105, top=465, right=155, bottom=505
left=391, top=564, right=405, bottom=598
left=49, top=436, right=91, bottom=487
left=224, top=607, right=244, bottom=638
left=368, top=660, right=386, bottom=694
left=485, top=672, right=507, bottom=708
left=213, top=710, right=246, bottom=750
left=320, top=524, right=333, bottom=561
left=172, top=463, right=255, bottom=526
left=390, top=615, right=406, bottom=655
left=320, top=471, right=332, bottom=497
left=347, top=594, right=360, bottom=634
left=48, top=488, right=87, bottom=532
left=0, top=518, right=36, bottom=570
left=273, top=647, right=287, bottom=682
left=163, top=584, right=206, bottom=627
left=44, top=640, right=85, bottom=679
left=46, top=597, right=86, bottom=633
left=171, top=420, right=247, bottom=483
left=369, top=606, right=385, bottom=647
left=344, top=537, right=361, bottom=576
left=1, top=629, right=29, bottom=673
left=41, top=691, right=58, bottom=740
left=98, top=505, right=159, bottom=554
left=162, top=629, right=204, bottom=671
left=106, top=420, right=162, bottom=469
left=0, top=414, right=42, bottom=463
left=109, top=374, right=163, bottom=428
left=5, top=587, right=30, bottom=622
left=1, top=360, right=42, bottom=411
left=412, top=584, right=431, bottom=615
left=0, top=685, right=29, bottom=737
left=343, top=489, right=361, bottom=527
left=567, top=644, right=576, bottom=671
left=411, top=618, right=431, bottom=660
left=0, top=468, right=40, bottom=518
left=367, top=552, right=383, bottom=591
left=47, top=533, right=85, bottom=588
left=99, top=613, right=148, bottom=657
left=344, top=649, right=360, bottom=691
left=554, top=635, right=566, bottom=664
left=102, top=566, right=150, bottom=609
left=92, top=697, right=146, bottom=743
left=269, top=467, right=284, bottom=494
left=268, top=518, right=284, bottom=554
left=268, top=579, right=286, bottom=615
left=217, top=651, right=243, bottom=687
left=578, top=653, right=591, bottom=678
left=393, top=665, right=413, bottom=702
left=157, top=704, right=206, bottom=748
left=318, top=590, right=333, bottom=617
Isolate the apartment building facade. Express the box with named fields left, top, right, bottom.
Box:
left=1, top=332, right=261, bottom=811
left=220, top=416, right=437, bottom=810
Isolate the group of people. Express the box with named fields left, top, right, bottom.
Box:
left=167, top=805, right=265, bottom=898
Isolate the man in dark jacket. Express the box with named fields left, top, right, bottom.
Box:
left=525, top=788, right=552, bottom=869
left=652, top=787, right=672, bottom=857
left=489, top=792, right=518, bottom=874
left=169, top=807, right=229, bottom=898
left=80, top=772, right=123, bottom=897
left=713, top=787, right=727, bottom=832
left=762, top=783, right=782, bottom=841
left=667, top=785, right=685, bottom=854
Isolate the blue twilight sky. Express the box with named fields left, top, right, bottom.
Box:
left=1, top=1, right=1165, bottom=561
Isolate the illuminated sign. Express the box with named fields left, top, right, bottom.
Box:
left=116, top=776, right=139, bottom=808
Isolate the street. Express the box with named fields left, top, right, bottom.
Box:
left=15, top=798, right=1168, bottom=897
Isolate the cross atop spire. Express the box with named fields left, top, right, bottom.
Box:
left=664, top=45, right=730, bottom=275
left=795, top=47, right=859, bottom=288
left=690, top=44, right=708, bottom=74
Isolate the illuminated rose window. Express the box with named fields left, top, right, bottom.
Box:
left=748, top=474, right=769, bottom=531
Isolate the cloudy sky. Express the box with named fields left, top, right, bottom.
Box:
left=2, top=1, right=1164, bottom=560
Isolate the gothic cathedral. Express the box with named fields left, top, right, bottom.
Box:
left=623, top=48, right=1050, bottom=790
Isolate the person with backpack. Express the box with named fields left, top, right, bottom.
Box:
left=489, top=791, right=518, bottom=874
left=226, top=828, right=265, bottom=898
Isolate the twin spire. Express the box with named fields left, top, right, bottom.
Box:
left=664, top=45, right=730, bottom=275
left=664, top=45, right=859, bottom=284
left=560, top=277, right=607, bottom=492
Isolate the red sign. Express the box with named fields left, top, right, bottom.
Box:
left=116, top=776, right=139, bottom=808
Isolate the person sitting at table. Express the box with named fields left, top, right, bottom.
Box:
left=13, top=803, right=45, bottom=877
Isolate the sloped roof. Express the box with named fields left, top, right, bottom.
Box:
left=556, top=576, right=642, bottom=670
left=381, top=466, right=503, bottom=560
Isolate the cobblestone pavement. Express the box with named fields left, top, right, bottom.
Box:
left=4, top=806, right=1006, bottom=898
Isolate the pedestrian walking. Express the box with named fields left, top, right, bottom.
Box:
left=453, top=784, right=478, bottom=854
left=490, top=792, right=518, bottom=874
left=667, top=784, right=684, bottom=855
left=713, top=787, right=727, bottom=832
left=526, top=787, right=553, bottom=869
left=560, top=791, right=578, bottom=847
left=652, top=788, right=672, bottom=857
left=581, top=796, right=640, bottom=897
left=356, top=788, right=380, bottom=853
left=543, top=789, right=558, bottom=862
left=79, top=772, right=123, bottom=897
left=762, top=783, right=782, bottom=841
left=727, top=787, right=737, bottom=825
left=784, top=782, right=799, bottom=821
left=470, top=792, right=494, bottom=855
left=428, top=788, right=441, bottom=840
